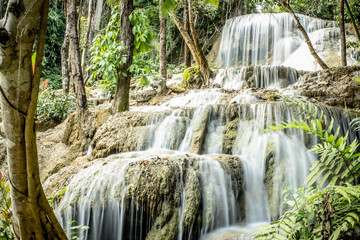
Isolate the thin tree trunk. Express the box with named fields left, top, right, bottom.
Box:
left=345, top=0, right=360, bottom=42
left=61, top=14, right=70, bottom=93
left=112, top=0, right=134, bottom=113
left=184, top=0, right=191, bottom=67
left=81, top=0, right=94, bottom=77
left=243, top=0, right=247, bottom=15
left=187, top=0, right=212, bottom=84
left=281, top=0, right=329, bottom=69
left=158, top=0, right=167, bottom=94
left=166, top=35, right=181, bottom=58
left=67, top=0, right=88, bottom=114
left=0, top=0, right=67, bottom=238
left=230, top=0, right=243, bottom=18
left=168, top=10, right=200, bottom=67
left=93, top=0, right=104, bottom=32
left=339, top=0, right=347, bottom=66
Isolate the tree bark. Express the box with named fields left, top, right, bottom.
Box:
left=166, top=35, right=181, bottom=58
left=280, top=0, right=329, bottom=69
left=243, top=0, right=247, bottom=15
left=345, top=0, right=360, bottom=42
left=67, top=0, right=88, bottom=114
left=187, top=0, right=212, bottom=84
left=183, top=0, right=191, bottom=67
left=340, top=0, right=347, bottom=66
left=61, top=10, right=70, bottom=93
left=81, top=0, right=94, bottom=77
left=158, top=0, right=167, bottom=95
left=93, top=0, right=104, bottom=32
left=0, top=0, right=68, bottom=239
left=112, top=0, right=134, bottom=113
left=230, top=0, right=243, bottom=18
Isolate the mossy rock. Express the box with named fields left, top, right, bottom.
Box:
left=222, top=119, right=239, bottom=154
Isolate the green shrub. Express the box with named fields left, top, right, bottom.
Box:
left=36, top=89, right=76, bottom=122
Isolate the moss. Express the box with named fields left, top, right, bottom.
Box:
left=182, top=168, right=201, bottom=228
left=146, top=202, right=179, bottom=240
left=222, top=119, right=239, bottom=154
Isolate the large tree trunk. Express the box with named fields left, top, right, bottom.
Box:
left=183, top=0, right=191, bottom=67
left=280, top=0, right=329, bottom=69
left=81, top=0, right=94, bottom=77
left=112, top=0, right=134, bottom=113
left=61, top=12, right=70, bottom=93
left=345, top=0, right=360, bottom=42
left=67, top=0, right=87, bottom=114
left=339, top=0, right=347, bottom=66
left=158, top=0, right=167, bottom=95
left=0, top=0, right=68, bottom=239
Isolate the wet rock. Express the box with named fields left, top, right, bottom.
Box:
left=90, top=111, right=151, bottom=159
left=62, top=109, right=111, bottom=155
left=295, top=66, right=360, bottom=109
left=222, top=119, right=238, bottom=154
left=190, top=106, right=211, bottom=154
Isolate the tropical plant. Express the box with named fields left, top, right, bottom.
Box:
left=88, top=7, right=154, bottom=96
left=254, top=98, right=360, bottom=240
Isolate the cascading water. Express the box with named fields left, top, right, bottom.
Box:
left=214, top=13, right=355, bottom=71
left=51, top=12, right=360, bottom=240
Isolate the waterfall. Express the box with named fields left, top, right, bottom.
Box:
left=50, top=12, right=360, bottom=240
left=213, top=65, right=299, bottom=90
left=215, top=13, right=337, bottom=70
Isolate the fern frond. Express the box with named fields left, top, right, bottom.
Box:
left=350, top=117, right=360, bottom=132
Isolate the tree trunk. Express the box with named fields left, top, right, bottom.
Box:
left=166, top=35, right=181, bottom=58
left=61, top=13, right=70, bottom=93
left=93, top=0, right=104, bottom=32
left=187, top=0, right=212, bottom=84
left=339, top=0, right=347, bottom=66
left=112, top=0, right=134, bottom=113
left=81, top=0, right=94, bottom=77
left=230, top=0, right=243, bottom=17
left=281, top=0, right=329, bottom=69
left=158, top=0, right=167, bottom=95
left=169, top=10, right=213, bottom=84
left=243, top=0, right=247, bottom=15
left=0, top=0, right=68, bottom=239
left=67, top=0, right=88, bottom=114
left=345, top=0, right=360, bottom=42
left=184, top=0, right=191, bottom=67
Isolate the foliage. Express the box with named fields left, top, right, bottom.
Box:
left=42, top=0, right=66, bottom=89
left=0, top=171, right=14, bottom=239
left=255, top=98, right=360, bottom=240
left=47, top=188, right=67, bottom=207
left=36, top=88, right=76, bottom=122
left=65, top=221, right=90, bottom=240
left=88, top=7, right=154, bottom=96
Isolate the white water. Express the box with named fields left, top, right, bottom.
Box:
left=215, top=13, right=339, bottom=70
